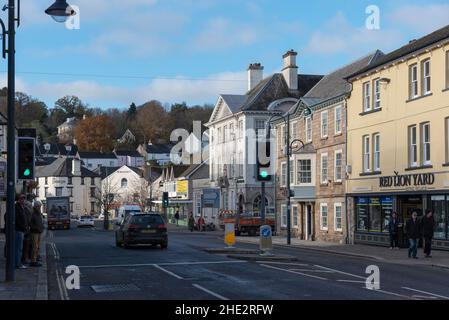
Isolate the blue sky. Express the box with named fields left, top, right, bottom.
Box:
left=3, top=0, right=449, bottom=110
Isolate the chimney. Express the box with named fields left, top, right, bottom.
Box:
left=247, top=63, right=264, bottom=91
left=72, top=158, right=81, bottom=176
left=282, top=50, right=298, bottom=91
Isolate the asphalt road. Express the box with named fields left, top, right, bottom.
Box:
left=46, top=224, right=449, bottom=300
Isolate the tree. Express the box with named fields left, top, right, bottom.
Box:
left=74, top=115, right=115, bottom=151
left=92, top=174, right=120, bottom=230
left=131, top=100, right=169, bottom=144
left=55, top=95, right=90, bottom=119
left=127, top=102, right=137, bottom=122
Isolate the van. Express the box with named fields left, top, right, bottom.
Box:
left=117, top=205, right=142, bottom=222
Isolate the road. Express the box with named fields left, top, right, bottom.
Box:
left=46, top=225, right=449, bottom=300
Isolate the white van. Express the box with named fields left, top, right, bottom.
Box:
left=117, top=205, right=142, bottom=222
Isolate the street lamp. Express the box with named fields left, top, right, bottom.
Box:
left=267, top=111, right=306, bottom=245
left=4, top=0, right=75, bottom=282
left=45, top=0, right=76, bottom=23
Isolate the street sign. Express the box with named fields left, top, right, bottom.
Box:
left=224, top=223, right=235, bottom=247
left=260, top=225, right=273, bottom=253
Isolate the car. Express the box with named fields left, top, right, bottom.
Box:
left=77, top=215, right=95, bottom=227
left=115, top=213, right=167, bottom=249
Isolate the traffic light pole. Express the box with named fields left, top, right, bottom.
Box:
left=286, top=112, right=291, bottom=245
left=260, top=181, right=265, bottom=225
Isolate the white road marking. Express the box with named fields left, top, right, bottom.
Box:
left=337, top=280, right=367, bottom=283
left=78, top=260, right=247, bottom=269
left=192, top=284, right=229, bottom=300
left=367, top=288, right=417, bottom=300
left=290, top=269, right=334, bottom=273
left=153, top=264, right=184, bottom=280
left=260, top=264, right=328, bottom=281
left=314, top=265, right=366, bottom=280
left=255, top=261, right=309, bottom=267
left=55, top=267, right=65, bottom=301
left=402, top=287, right=449, bottom=300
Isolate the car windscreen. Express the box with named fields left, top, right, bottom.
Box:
left=130, top=215, right=164, bottom=226
left=125, top=210, right=141, bottom=216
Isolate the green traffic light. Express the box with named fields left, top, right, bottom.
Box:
left=24, top=168, right=31, bottom=177
left=260, top=170, right=268, bottom=178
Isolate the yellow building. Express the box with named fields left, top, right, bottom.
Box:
left=346, top=25, right=449, bottom=249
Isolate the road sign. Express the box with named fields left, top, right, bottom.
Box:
left=260, top=225, right=273, bottom=252
left=224, top=223, right=235, bottom=247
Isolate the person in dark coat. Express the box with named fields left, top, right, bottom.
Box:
left=388, top=212, right=400, bottom=249
left=30, top=200, right=44, bottom=267
left=421, top=209, right=435, bottom=258
left=188, top=212, right=195, bottom=232
left=174, top=210, right=180, bottom=226
left=15, top=194, right=29, bottom=269
left=406, top=211, right=421, bottom=259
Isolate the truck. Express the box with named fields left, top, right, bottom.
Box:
left=46, top=196, right=71, bottom=230
left=220, top=211, right=276, bottom=236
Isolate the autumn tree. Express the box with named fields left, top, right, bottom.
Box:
left=74, top=115, right=115, bottom=151
left=54, top=95, right=91, bottom=119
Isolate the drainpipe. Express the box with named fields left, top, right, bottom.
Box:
left=344, top=97, right=351, bottom=245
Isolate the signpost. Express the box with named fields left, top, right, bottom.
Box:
left=224, top=223, right=236, bottom=248
left=260, top=225, right=273, bottom=255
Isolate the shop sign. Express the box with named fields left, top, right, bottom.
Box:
left=379, top=172, right=435, bottom=188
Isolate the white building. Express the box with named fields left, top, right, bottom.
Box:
left=114, top=150, right=145, bottom=167
left=35, top=157, right=102, bottom=217
left=57, top=117, right=78, bottom=143
left=206, top=51, right=323, bottom=216
left=78, top=151, right=119, bottom=170
left=137, top=141, right=181, bottom=165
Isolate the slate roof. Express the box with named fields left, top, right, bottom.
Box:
left=305, top=51, right=383, bottom=100
left=220, top=95, right=247, bottom=113
left=36, top=158, right=99, bottom=178
left=348, top=24, right=449, bottom=79
left=178, top=162, right=209, bottom=180
left=37, top=143, right=78, bottom=157
left=146, top=144, right=174, bottom=154
left=78, top=151, right=117, bottom=159
left=114, top=150, right=143, bottom=157
left=94, top=166, right=144, bottom=179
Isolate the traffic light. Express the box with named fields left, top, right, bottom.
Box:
left=257, top=139, right=272, bottom=182
left=18, top=137, right=35, bottom=180
left=162, top=192, right=169, bottom=208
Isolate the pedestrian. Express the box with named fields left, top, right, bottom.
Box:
left=30, top=200, right=44, bottom=267
left=388, top=212, right=400, bottom=249
left=15, top=194, right=29, bottom=269
left=22, top=198, right=33, bottom=264
left=175, top=210, right=180, bottom=226
left=421, top=209, right=435, bottom=258
left=406, top=211, right=421, bottom=259
left=188, top=212, right=195, bottom=232
left=198, top=215, right=205, bottom=232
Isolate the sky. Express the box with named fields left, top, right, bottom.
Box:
left=1, top=0, right=448, bottom=110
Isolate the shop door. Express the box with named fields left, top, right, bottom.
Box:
left=399, top=199, right=423, bottom=248
left=306, top=205, right=313, bottom=240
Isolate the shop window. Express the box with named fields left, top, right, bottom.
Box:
left=369, top=197, right=382, bottom=232
left=430, top=195, right=447, bottom=240
left=356, top=196, right=393, bottom=233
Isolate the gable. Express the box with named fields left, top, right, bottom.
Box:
left=209, top=97, right=233, bottom=123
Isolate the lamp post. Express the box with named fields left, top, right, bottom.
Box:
left=267, top=111, right=306, bottom=245
left=4, top=0, right=75, bottom=282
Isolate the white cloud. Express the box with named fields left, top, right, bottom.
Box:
left=304, top=11, right=402, bottom=56
left=388, top=4, right=449, bottom=34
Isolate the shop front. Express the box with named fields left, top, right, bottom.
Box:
left=349, top=171, right=449, bottom=250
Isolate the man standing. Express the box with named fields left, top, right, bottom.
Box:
left=421, top=209, right=435, bottom=258
left=22, top=198, right=33, bottom=265
left=388, top=212, right=400, bottom=249
left=30, top=200, right=44, bottom=267
left=15, top=194, right=29, bottom=269
left=174, top=210, right=180, bottom=226
left=406, top=211, right=421, bottom=259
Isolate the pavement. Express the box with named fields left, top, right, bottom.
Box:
left=0, top=232, right=48, bottom=300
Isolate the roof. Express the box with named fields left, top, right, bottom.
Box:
left=220, top=95, right=247, bottom=113
left=36, top=158, right=99, bottom=178
left=78, top=151, right=117, bottom=159
left=114, top=150, right=143, bottom=157
left=178, top=162, right=209, bottom=180
left=57, top=117, right=78, bottom=129
left=94, top=165, right=143, bottom=179
left=349, top=24, right=449, bottom=79
left=305, top=51, right=383, bottom=100
left=37, top=143, right=78, bottom=157
left=146, top=144, right=173, bottom=154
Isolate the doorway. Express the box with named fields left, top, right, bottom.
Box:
left=306, top=205, right=313, bottom=240
left=398, top=196, right=423, bottom=247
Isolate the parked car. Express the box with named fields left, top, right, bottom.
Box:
left=77, top=215, right=95, bottom=227
left=115, top=213, right=167, bottom=249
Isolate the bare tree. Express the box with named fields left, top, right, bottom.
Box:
left=93, top=175, right=120, bottom=230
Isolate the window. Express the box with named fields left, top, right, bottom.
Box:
left=217, top=127, right=221, bottom=144
left=44, top=187, right=48, bottom=197
left=238, top=120, right=243, bottom=139
left=363, top=135, right=370, bottom=172
left=55, top=187, right=63, bottom=197
left=334, top=150, right=343, bottom=182
left=255, top=119, right=265, bottom=134
left=91, top=177, right=95, bottom=185
left=409, top=125, right=418, bottom=167
left=446, top=51, right=449, bottom=89
left=335, top=106, right=342, bottom=134
left=409, top=64, right=418, bottom=98
left=305, top=117, right=312, bottom=142
left=373, top=79, right=381, bottom=109
left=68, top=187, right=73, bottom=197
left=230, top=123, right=235, bottom=140
left=195, top=193, right=201, bottom=217
left=90, top=187, right=96, bottom=197
left=289, top=160, right=294, bottom=185
left=293, top=206, right=298, bottom=227
left=334, top=203, right=342, bottom=231
left=121, top=178, right=128, bottom=188
left=70, top=202, right=73, bottom=213
left=320, top=153, right=328, bottom=184
left=281, top=205, right=287, bottom=228
left=45, top=177, right=48, bottom=185
left=292, top=121, right=298, bottom=139
left=321, top=110, right=328, bottom=138
left=223, top=125, right=227, bottom=143
left=422, top=122, right=431, bottom=165
left=81, top=177, right=84, bottom=185
left=422, top=59, right=431, bottom=94
left=363, top=81, right=371, bottom=111
left=90, top=202, right=95, bottom=212
left=373, top=133, right=380, bottom=171
left=320, top=203, right=328, bottom=230
left=68, top=177, right=72, bottom=185
left=281, top=162, right=287, bottom=187
left=297, top=159, right=312, bottom=184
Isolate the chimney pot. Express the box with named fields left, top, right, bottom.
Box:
left=282, top=50, right=298, bottom=91
left=247, top=63, right=264, bottom=91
